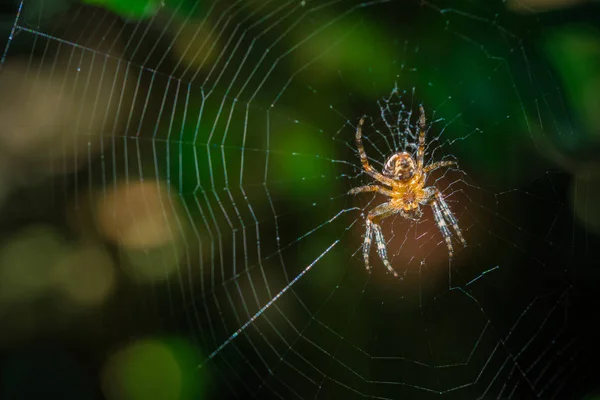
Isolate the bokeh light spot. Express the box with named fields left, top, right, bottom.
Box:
left=96, top=181, right=181, bottom=249
left=82, top=0, right=162, bottom=19
left=570, top=169, right=600, bottom=235
left=53, top=246, right=116, bottom=308
left=0, top=226, right=67, bottom=304
left=101, top=338, right=206, bottom=400
left=95, top=180, right=187, bottom=284
left=101, top=339, right=183, bottom=400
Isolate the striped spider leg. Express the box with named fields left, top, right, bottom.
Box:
left=349, top=185, right=406, bottom=278
left=423, top=187, right=467, bottom=258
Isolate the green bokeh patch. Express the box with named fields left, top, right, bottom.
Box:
left=83, top=0, right=163, bottom=19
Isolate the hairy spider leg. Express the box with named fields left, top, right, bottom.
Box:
left=416, top=105, right=427, bottom=171
left=434, top=189, right=466, bottom=246
left=364, top=202, right=403, bottom=279
left=348, top=185, right=395, bottom=196
left=430, top=200, right=455, bottom=257
left=423, top=160, right=456, bottom=174
left=363, top=220, right=373, bottom=271
left=355, top=117, right=397, bottom=187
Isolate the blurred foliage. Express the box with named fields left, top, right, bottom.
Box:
left=80, top=0, right=206, bottom=19
left=544, top=26, right=600, bottom=140
left=290, top=15, right=397, bottom=97
left=101, top=338, right=206, bottom=400
left=82, top=0, right=163, bottom=19
left=272, top=121, right=333, bottom=196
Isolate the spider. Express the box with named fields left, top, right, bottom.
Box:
left=349, top=105, right=466, bottom=279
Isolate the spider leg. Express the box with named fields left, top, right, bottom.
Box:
left=363, top=202, right=403, bottom=279
left=427, top=187, right=466, bottom=258
left=423, top=160, right=456, bottom=174
left=355, top=117, right=397, bottom=187
left=363, top=219, right=373, bottom=272
left=373, top=222, right=399, bottom=278
left=416, top=105, right=427, bottom=171
left=434, top=190, right=466, bottom=247
left=430, top=200, right=455, bottom=258
left=348, top=185, right=394, bottom=196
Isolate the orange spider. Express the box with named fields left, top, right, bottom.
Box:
left=349, top=105, right=466, bottom=279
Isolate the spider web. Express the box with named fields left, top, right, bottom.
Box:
left=1, top=0, right=598, bottom=399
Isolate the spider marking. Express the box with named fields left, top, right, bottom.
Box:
left=349, top=105, right=466, bottom=279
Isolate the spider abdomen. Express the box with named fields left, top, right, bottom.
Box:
left=383, top=152, right=416, bottom=180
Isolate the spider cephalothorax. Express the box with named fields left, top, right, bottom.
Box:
left=349, top=105, right=466, bottom=279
